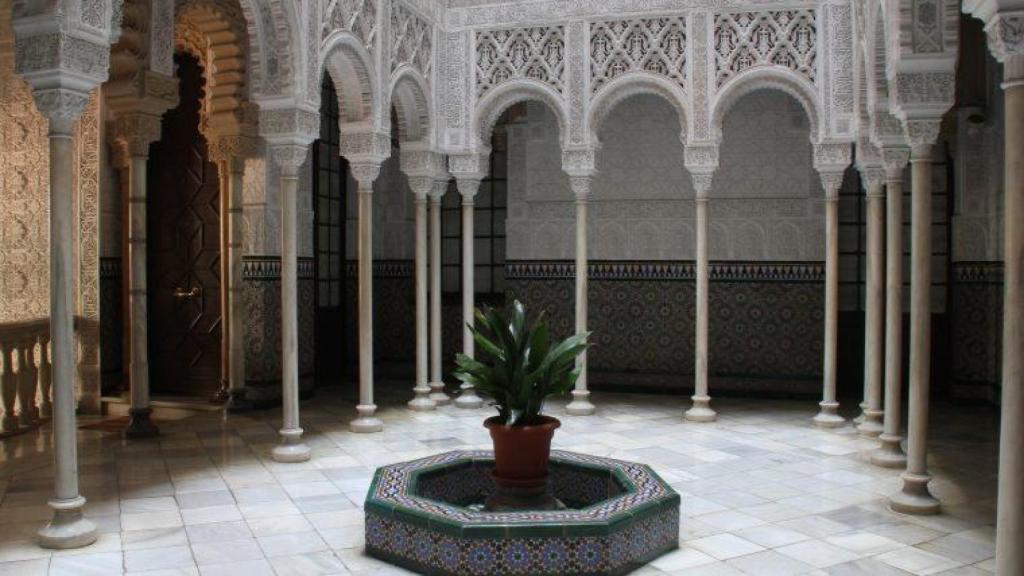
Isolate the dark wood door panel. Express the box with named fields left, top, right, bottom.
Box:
left=147, top=53, right=223, bottom=398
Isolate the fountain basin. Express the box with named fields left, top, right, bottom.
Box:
left=364, top=450, right=680, bottom=575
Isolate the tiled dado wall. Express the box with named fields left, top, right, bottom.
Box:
left=506, top=261, right=825, bottom=396
left=951, top=262, right=1003, bottom=402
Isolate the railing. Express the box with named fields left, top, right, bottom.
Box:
left=0, top=319, right=52, bottom=437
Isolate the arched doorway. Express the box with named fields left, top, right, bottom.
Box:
left=146, top=52, right=223, bottom=398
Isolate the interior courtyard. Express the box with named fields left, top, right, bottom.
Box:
left=0, top=0, right=1021, bottom=573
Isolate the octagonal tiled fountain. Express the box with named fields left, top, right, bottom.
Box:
left=364, top=450, right=680, bottom=576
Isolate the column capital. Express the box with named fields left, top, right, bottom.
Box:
left=449, top=151, right=490, bottom=176
left=860, top=167, right=887, bottom=196
left=561, top=147, right=598, bottom=177
left=400, top=147, right=446, bottom=178
left=32, top=88, right=92, bottom=135
left=350, top=163, right=382, bottom=189
left=109, top=113, right=163, bottom=165
left=569, top=175, right=592, bottom=202
left=691, top=173, right=714, bottom=201
left=268, top=144, right=311, bottom=178
left=454, top=176, right=482, bottom=201
left=407, top=175, right=434, bottom=201
left=812, top=141, right=852, bottom=174
left=818, top=170, right=845, bottom=201
left=981, top=11, right=1024, bottom=84
left=903, top=118, right=942, bottom=160
left=209, top=135, right=259, bottom=168
left=881, top=146, right=911, bottom=182
left=429, top=178, right=449, bottom=201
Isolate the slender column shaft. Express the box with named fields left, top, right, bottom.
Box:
left=996, top=66, right=1024, bottom=576
left=408, top=194, right=434, bottom=411
left=125, top=155, right=157, bottom=438
left=271, top=161, right=311, bottom=462
left=686, top=191, right=716, bottom=422
left=227, top=164, right=247, bottom=408
left=37, top=117, right=97, bottom=549
left=217, top=167, right=230, bottom=402
left=874, top=176, right=907, bottom=466
left=566, top=179, right=595, bottom=416
left=890, top=146, right=940, bottom=514
left=454, top=180, right=483, bottom=409
left=859, top=182, right=886, bottom=436
left=350, top=177, right=383, bottom=431
left=428, top=193, right=449, bottom=404
left=814, top=189, right=845, bottom=427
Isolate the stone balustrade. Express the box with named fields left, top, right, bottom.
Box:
left=0, top=318, right=53, bottom=436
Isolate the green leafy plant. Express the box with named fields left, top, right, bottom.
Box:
left=452, top=300, right=590, bottom=426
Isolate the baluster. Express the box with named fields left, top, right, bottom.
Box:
left=38, top=335, right=52, bottom=419
left=0, top=343, right=17, bottom=432
left=17, top=340, right=39, bottom=426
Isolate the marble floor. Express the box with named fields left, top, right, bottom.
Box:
left=0, top=384, right=1000, bottom=576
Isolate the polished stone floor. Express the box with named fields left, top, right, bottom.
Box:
left=0, top=384, right=999, bottom=575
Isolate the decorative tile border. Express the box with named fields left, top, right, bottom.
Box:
left=505, top=260, right=824, bottom=282
left=242, top=256, right=314, bottom=280
left=953, top=261, right=1004, bottom=284
left=344, top=260, right=414, bottom=278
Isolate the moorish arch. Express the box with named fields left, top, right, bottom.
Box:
left=586, top=71, right=689, bottom=145
left=320, top=30, right=380, bottom=132
left=710, top=67, right=823, bottom=145
left=472, top=79, right=569, bottom=151
left=389, top=66, right=432, bottom=146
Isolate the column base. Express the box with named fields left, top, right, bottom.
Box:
left=37, top=497, right=97, bottom=549
left=565, top=390, right=596, bottom=416
left=889, top=472, right=941, bottom=515
left=408, top=386, right=437, bottom=412
left=211, top=379, right=230, bottom=404
left=812, top=401, right=846, bottom=428
left=684, top=395, right=717, bottom=422
left=124, top=408, right=159, bottom=439
left=455, top=386, right=483, bottom=409
left=854, top=401, right=868, bottom=424
left=350, top=404, right=383, bottom=433
left=871, top=434, right=908, bottom=468
left=428, top=382, right=451, bottom=405
left=272, top=428, right=311, bottom=463
left=226, top=389, right=254, bottom=414
left=856, top=409, right=884, bottom=437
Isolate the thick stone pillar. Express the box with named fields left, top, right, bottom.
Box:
left=269, top=145, right=312, bottom=462
left=813, top=169, right=847, bottom=428
left=872, top=148, right=910, bottom=467
left=34, top=88, right=98, bottom=549
left=454, top=176, right=483, bottom=409
left=350, top=163, right=384, bottom=432
left=407, top=177, right=435, bottom=411
left=992, top=39, right=1024, bottom=575
left=686, top=173, right=716, bottom=422
left=890, top=123, right=942, bottom=515
left=858, top=167, right=886, bottom=437
left=566, top=175, right=596, bottom=416
left=428, top=180, right=451, bottom=405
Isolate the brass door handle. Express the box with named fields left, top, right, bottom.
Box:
left=173, top=286, right=201, bottom=299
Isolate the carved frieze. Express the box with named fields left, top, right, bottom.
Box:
left=713, top=10, right=816, bottom=89
left=391, top=1, right=432, bottom=80
left=590, top=16, right=687, bottom=94
left=476, top=26, right=565, bottom=97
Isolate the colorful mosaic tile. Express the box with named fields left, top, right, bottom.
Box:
left=364, top=450, right=680, bottom=575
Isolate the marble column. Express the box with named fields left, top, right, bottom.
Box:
left=408, top=178, right=435, bottom=411
left=686, top=173, right=716, bottom=422
left=994, top=46, right=1024, bottom=576
left=428, top=181, right=451, bottom=405
left=454, top=177, right=483, bottom=409
left=225, top=157, right=249, bottom=412
left=35, top=89, right=98, bottom=549
left=813, top=171, right=846, bottom=428
left=889, top=130, right=941, bottom=515
left=350, top=164, right=384, bottom=432
left=858, top=168, right=886, bottom=437
left=872, top=149, right=910, bottom=467
left=566, top=175, right=596, bottom=416
left=270, top=145, right=312, bottom=462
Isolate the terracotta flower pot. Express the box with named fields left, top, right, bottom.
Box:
left=484, top=415, right=561, bottom=490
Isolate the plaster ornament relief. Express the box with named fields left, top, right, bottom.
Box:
left=475, top=26, right=565, bottom=97
left=321, top=0, right=378, bottom=50
left=713, top=10, right=817, bottom=89
left=391, top=0, right=432, bottom=79
left=589, top=16, right=687, bottom=94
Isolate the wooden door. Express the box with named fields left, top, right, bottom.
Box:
left=146, top=53, right=223, bottom=397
